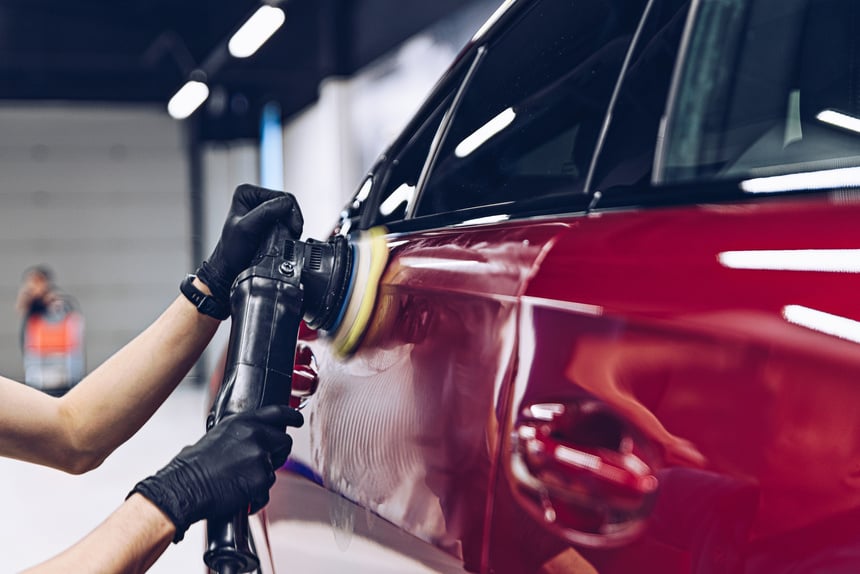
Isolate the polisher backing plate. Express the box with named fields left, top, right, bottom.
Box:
left=327, top=226, right=388, bottom=356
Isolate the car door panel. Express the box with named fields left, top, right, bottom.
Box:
left=491, top=196, right=860, bottom=573
left=286, top=221, right=572, bottom=571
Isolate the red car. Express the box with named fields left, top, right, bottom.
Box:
left=253, top=0, right=860, bottom=571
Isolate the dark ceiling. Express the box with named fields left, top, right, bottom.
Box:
left=0, top=0, right=476, bottom=140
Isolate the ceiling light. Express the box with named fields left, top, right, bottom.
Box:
left=229, top=5, right=286, bottom=59
left=167, top=80, right=209, bottom=119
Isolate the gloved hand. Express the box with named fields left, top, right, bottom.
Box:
left=197, top=184, right=304, bottom=311
left=129, top=404, right=303, bottom=542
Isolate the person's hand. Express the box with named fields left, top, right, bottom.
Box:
left=197, top=184, right=304, bottom=310
left=129, top=404, right=303, bottom=542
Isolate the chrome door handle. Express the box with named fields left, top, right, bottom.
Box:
left=510, top=398, right=660, bottom=547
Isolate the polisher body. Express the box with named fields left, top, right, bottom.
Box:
left=204, top=224, right=388, bottom=573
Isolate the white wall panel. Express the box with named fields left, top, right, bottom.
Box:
left=200, top=140, right=259, bottom=380
left=283, top=79, right=361, bottom=241
left=0, top=104, right=190, bottom=381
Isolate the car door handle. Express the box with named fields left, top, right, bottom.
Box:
left=510, top=399, right=660, bottom=547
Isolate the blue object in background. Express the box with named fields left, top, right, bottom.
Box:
left=260, top=101, right=284, bottom=191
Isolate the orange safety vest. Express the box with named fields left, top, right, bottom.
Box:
left=24, top=312, right=83, bottom=355
left=23, top=308, right=85, bottom=392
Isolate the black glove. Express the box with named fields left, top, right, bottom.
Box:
left=197, top=184, right=304, bottom=311
left=129, top=404, right=303, bottom=542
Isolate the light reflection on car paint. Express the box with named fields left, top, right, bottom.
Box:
left=492, top=197, right=860, bottom=573
left=265, top=196, right=860, bottom=573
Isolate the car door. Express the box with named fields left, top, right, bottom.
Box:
left=494, top=1, right=860, bottom=573
left=274, top=1, right=650, bottom=572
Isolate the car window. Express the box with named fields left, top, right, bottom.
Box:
left=333, top=176, right=373, bottom=236
left=587, top=0, right=691, bottom=192
left=656, top=0, right=860, bottom=187
left=368, top=91, right=457, bottom=228
left=414, top=0, right=648, bottom=219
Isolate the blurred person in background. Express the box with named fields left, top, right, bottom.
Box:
left=16, top=265, right=85, bottom=395
left=1, top=185, right=305, bottom=573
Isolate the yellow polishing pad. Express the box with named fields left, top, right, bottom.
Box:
left=328, top=226, right=388, bottom=357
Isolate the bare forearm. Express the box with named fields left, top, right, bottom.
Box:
left=0, top=283, right=220, bottom=472
left=0, top=186, right=302, bottom=473
left=22, top=494, right=174, bottom=574
left=60, top=290, right=220, bottom=469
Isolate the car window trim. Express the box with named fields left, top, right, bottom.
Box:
left=357, top=159, right=386, bottom=231
left=406, top=46, right=488, bottom=220
left=355, top=50, right=479, bottom=230
left=650, top=0, right=704, bottom=184
left=385, top=194, right=593, bottom=235
left=358, top=95, right=445, bottom=229
left=583, top=0, right=658, bottom=198
left=343, top=172, right=375, bottom=234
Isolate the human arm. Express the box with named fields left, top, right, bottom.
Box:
left=14, top=283, right=35, bottom=316
left=22, top=405, right=302, bottom=574
left=0, top=288, right=220, bottom=473
left=22, top=494, right=174, bottom=574
left=0, top=184, right=303, bottom=474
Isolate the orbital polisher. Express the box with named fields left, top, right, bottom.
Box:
left=203, top=222, right=387, bottom=574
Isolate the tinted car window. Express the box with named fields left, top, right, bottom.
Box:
left=588, top=0, right=691, bottom=191
left=333, top=176, right=373, bottom=236
left=368, top=92, right=456, bottom=227
left=415, top=0, right=647, bottom=218
left=657, top=0, right=860, bottom=186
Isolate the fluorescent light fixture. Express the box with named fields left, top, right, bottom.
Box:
left=783, top=305, right=860, bottom=344
left=455, top=107, right=516, bottom=158
left=817, top=109, right=860, bottom=134
left=718, top=249, right=860, bottom=273
left=379, top=183, right=414, bottom=216
left=229, top=5, right=286, bottom=58
left=740, top=166, right=860, bottom=193
left=167, top=80, right=209, bottom=119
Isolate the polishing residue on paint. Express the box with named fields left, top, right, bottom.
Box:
left=330, top=489, right=356, bottom=551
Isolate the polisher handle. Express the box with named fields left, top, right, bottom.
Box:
left=204, top=222, right=304, bottom=573
left=210, top=268, right=303, bottom=421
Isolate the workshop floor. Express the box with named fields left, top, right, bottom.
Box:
left=0, top=382, right=209, bottom=573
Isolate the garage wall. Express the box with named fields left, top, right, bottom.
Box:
left=282, top=79, right=361, bottom=240
left=200, top=140, right=259, bottom=379
left=0, top=105, right=190, bottom=382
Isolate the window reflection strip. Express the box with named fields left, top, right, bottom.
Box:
left=583, top=0, right=659, bottom=196
left=407, top=46, right=488, bottom=219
